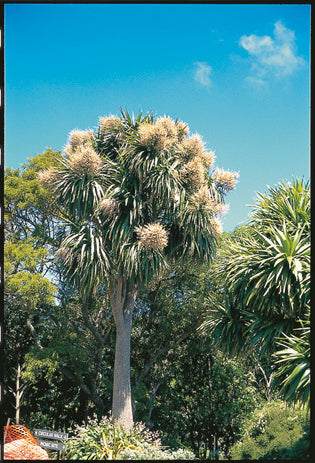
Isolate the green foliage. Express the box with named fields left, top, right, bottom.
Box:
left=24, top=372, right=83, bottom=431
left=5, top=238, right=56, bottom=308
left=4, top=149, right=100, bottom=427
left=252, top=178, right=310, bottom=234
left=227, top=224, right=309, bottom=319
left=5, top=148, right=63, bottom=243
left=273, top=317, right=310, bottom=408
left=230, top=400, right=310, bottom=460
left=22, top=352, right=59, bottom=383
left=65, top=415, right=195, bottom=460
left=120, top=444, right=196, bottom=460
left=201, top=179, right=310, bottom=406
left=149, top=335, right=259, bottom=457
left=5, top=240, right=48, bottom=273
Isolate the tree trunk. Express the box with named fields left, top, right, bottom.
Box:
left=110, top=278, right=137, bottom=429
left=16, top=363, right=21, bottom=425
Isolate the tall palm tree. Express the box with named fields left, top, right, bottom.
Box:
left=38, top=109, right=238, bottom=428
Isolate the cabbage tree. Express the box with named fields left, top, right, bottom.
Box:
left=201, top=179, right=310, bottom=405
left=38, top=109, right=238, bottom=428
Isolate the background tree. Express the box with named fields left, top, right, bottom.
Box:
left=229, top=400, right=310, bottom=460
left=4, top=239, right=56, bottom=424
left=131, top=259, right=211, bottom=422
left=38, top=109, right=238, bottom=428
left=201, top=179, right=310, bottom=406
left=150, top=334, right=259, bottom=459
left=4, top=152, right=115, bottom=426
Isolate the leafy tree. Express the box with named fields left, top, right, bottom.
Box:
left=4, top=152, right=114, bottom=425
left=201, top=179, right=310, bottom=406
left=131, top=259, right=212, bottom=422
left=4, top=238, right=56, bottom=424
left=5, top=148, right=63, bottom=248
left=38, top=109, right=238, bottom=428
left=151, top=334, right=258, bottom=458
left=229, top=400, right=310, bottom=460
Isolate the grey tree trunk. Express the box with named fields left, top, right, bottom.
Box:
left=9, top=363, right=28, bottom=425
left=110, top=278, right=137, bottom=429
left=16, top=363, right=21, bottom=425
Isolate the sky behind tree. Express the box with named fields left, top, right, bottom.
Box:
left=5, top=3, right=310, bottom=231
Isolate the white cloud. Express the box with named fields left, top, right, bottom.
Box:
left=194, top=62, right=212, bottom=87
left=245, top=76, right=265, bottom=86
left=239, top=21, right=305, bottom=84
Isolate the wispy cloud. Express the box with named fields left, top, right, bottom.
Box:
left=239, top=21, right=305, bottom=84
left=194, top=62, right=212, bottom=87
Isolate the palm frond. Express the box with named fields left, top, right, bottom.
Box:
left=273, top=319, right=310, bottom=408
left=59, top=221, right=111, bottom=295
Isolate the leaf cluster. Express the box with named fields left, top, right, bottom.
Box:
left=230, top=400, right=310, bottom=460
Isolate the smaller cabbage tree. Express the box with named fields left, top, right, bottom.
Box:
left=201, top=179, right=310, bottom=407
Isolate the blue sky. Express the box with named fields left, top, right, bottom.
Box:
left=5, top=3, right=310, bottom=231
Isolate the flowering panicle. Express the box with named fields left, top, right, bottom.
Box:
left=211, top=217, right=223, bottom=237
left=138, top=116, right=180, bottom=151
left=99, top=198, right=120, bottom=218
left=138, top=123, right=169, bottom=151
left=37, top=168, right=60, bottom=189
left=180, top=157, right=206, bottom=189
left=155, top=116, right=178, bottom=144
left=68, top=146, right=103, bottom=175
left=99, top=115, right=124, bottom=134
left=65, top=129, right=95, bottom=156
left=135, top=223, right=169, bottom=251
left=213, top=168, right=239, bottom=192
left=198, top=150, right=215, bottom=169
left=176, top=121, right=189, bottom=141
left=214, top=202, right=229, bottom=216
left=179, top=134, right=204, bottom=161
left=190, top=186, right=215, bottom=211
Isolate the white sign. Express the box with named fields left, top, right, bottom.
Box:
left=34, top=429, right=68, bottom=441
left=38, top=440, right=67, bottom=451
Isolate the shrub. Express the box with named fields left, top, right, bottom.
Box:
left=120, top=443, right=195, bottom=460
left=230, top=400, right=310, bottom=460
left=65, top=414, right=195, bottom=460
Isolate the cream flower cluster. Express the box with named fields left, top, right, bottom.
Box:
left=99, top=198, right=120, bottom=218
left=68, top=146, right=103, bottom=175
left=189, top=186, right=229, bottom=216
left=180, top=134, right=215, bottom=168
left=99, top=115, right=124, bottom=134
left=56, top=247, right=73, bottom=264
left=176, top=121, right=190, bottom=141
left=180, top=157, right=206, bottom=189
left=138, top=123, right=168, bottom=151
left=211, top=217, right=223, bottom=237
left=37, top=167, right=60, bottom=189
left=135, top=222, right=169, bottom=251
left=213, top=168, right=239, bottom=191
left=64, top=129, right=94, bottom=156
left=190, top=186, right=215, bottom=211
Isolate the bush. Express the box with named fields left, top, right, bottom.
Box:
left=120, top=443, right=195, bottom=460
left=65, top=415, right=195, bottom=460
left=230, top=400, right=310, bottom=460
